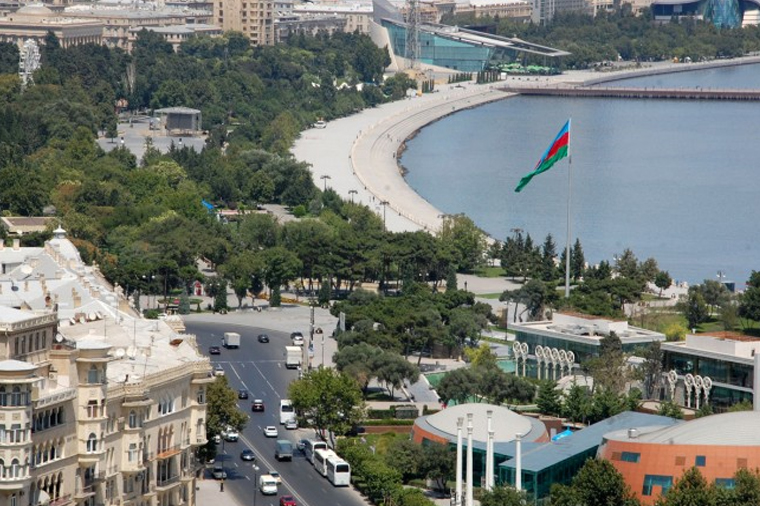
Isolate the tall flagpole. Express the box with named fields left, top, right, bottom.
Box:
left=564, top=119, right=572, bottom=298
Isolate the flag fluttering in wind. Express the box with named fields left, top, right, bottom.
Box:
left=514, top=120, right=570, bottom=193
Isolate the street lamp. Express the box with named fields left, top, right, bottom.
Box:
left=252, top=463, right=260, bottom=506
left=348, top=189, right=358, bottom=203
left=320, top=175, right=331, bottom=192
left=380, top=200, right=389, bottom=231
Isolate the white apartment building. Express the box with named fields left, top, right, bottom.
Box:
left=0, top=228, right=212, bottom=506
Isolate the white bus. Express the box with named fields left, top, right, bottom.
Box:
left=313, top=449, right=337, bottom=477
left=326, top=456, right=351, bottom=486
left=304, top=439, right=328, bottom=465
left=279, top=399, right=295, bottom=424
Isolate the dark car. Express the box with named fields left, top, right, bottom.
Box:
left=240, top=448, right=256, bottom=461
left=257, top=334, right=270, bottom=343
left=238, top=389, right=249, bottom=400
left=251, top=399, right=265, bottom=412
left=297, top=439, right=308, bottom=452
left=208, top=346, right=221, bottom=355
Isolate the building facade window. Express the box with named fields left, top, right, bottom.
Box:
left=86, top=433, right=98, bottom=453
left=696, top=455, right=706, bottom=467
left=643, top=475, right=673, bottom=496
left=621, top=452, right=640, bottom=463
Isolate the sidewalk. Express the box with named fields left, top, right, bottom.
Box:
left=195, top=473, right=245, bottom=506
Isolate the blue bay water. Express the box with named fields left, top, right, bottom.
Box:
left=400, top=64, right=760, bottom=287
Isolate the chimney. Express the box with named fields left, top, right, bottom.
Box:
left=628, top=428, right=639, bottom=439
left=12, top=238, right=20, bottom=250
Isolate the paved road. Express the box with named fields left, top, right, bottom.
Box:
left=187, top=320, right=367, bottom=506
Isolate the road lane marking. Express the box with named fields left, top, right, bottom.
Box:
left=239, top=432, right=311, bottom=506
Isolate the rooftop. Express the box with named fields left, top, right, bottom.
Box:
left=511, top=312, right=665, bottom=345
left=499, top=411, right=681, bottom=472
left=603, top=411, right=760, bottom=446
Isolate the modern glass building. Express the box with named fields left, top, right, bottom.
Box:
left=379, top=20, right=570, bottom=73
left=651, top=0, right=743, bottom=28
left=497, top=412, right=680, bottom=503
left=511, top=313, right=666, bottom=373
left=662, top=333, right=758, bottom=409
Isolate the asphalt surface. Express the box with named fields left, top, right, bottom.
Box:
left=187, top=320, right=367, bottom=506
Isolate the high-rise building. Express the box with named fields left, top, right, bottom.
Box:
left=0, top=228, right=211, bottom=506
left=213, top=0, right=274, bottom=45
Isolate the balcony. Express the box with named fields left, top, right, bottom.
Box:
left=155, top=475, right=180, bottom=490
left=49, top=494, right=72, bottom=506
left=73, top=485, right=95, bottom=499
left=33, top=388, right=77, bottom=409
left=156, top=445, right=181, bottom=460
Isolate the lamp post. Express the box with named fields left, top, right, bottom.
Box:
left=348, top=189, right=357, bottom=203
left=320, top=175, right=331, bottom=192
left=380, top=200, right=389, bottom=231
left=252, top=463, right=260, bottom=506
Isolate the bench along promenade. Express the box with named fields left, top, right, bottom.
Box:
left=501, top=84, right=760, bottom=101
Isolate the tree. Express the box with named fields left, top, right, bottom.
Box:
left=500, top=279, right=557, bottom=322
left=615, top=248, right=639, bottom=279
left=655, top=467, right=713, bottom=506
left=570, top=238, right=585, bottom=280
left=464, top=343, right=499, bottom=369
left=551, top=459, right=639, bottom=506
left=654, top=270, right=672, bottom=297
left=213, top=279, right=228, bottom=313
left=384, top=438, right=422, bottom=483
left=288, top=368, right=365, bottom=446
left=206, top=376, right=248, bottom=438
left=536, top=381, right=563, bottom=416
left=639, top=341, right=663, bottom=399
left=178, top=290, right=191, bottom=315
left=419, top=442, right=454, bottom=491
left=374, top=353, right=420, bottom=399
left=256, top=246, right=302, bottom=307
left=439, top=214, right=487, bottom=272
left=436, top=367, right=479, bottom=405
left=541, top=233, right=558, bottom=281
left=333, top=343, right=383, bottom=394
left=479, top=485, right=528, bottom=506
left=562, top=383, right=591, bottom=424
left=739, top=271, right=760, bottom=328
left=681, top=288, right=709, bottom=330
left=657, top=400, right=684, bottom=419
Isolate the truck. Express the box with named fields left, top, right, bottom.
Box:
left=275, top=439, right=294, bottom=461
left=259, top=474, right=278, bottom=495
left=285, top=346, right=301, bottom=369
left=223, top=332, right=240, bottom=349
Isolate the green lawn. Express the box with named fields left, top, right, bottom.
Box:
left=477, top=293, right=503, bottom=299
left=472, top=266, right=505, bottom=278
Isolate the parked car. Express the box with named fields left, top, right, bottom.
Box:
left=240, top=449, right=256, bottom=461
left=264, top=426, right=278, bottom=438
left=208, top=346, right=221, bottom=355
left=252, top=399, right=265, bottom=412
left=212, top=465, right=227, bottom=480
left=280, top=495, right=297, bottom=506
left=238, top=389, right=249, bottom=399
left=214, top=364, right=225, bottom=376
left=257, top=334, right=270, bottom=343
left=284, top=418, right=298, bottom=430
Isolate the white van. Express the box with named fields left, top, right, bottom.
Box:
left=314, top=120, right=326, bottom=129
left=259, top=474, right=278, bottom=495
left=304, top=439, right=328, bottom=464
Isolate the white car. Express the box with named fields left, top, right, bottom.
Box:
left=269, top=471, right=281, bottom=484
left=214, top=364, right=225, bottom=376
left=263, top=426, right=278, bottom=438
left=223, top=427, right=239, bottom=442
left=292, top=335, right=304, bottom=346
left=284, top=418, right=298, bottom=430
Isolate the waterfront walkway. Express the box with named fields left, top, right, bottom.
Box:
left=503, top=85, right=760, bottom=100
left=292, top=55, right=760, bottom=235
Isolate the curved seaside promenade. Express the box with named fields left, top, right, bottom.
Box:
left=291, top=55, right=760, bottom=233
